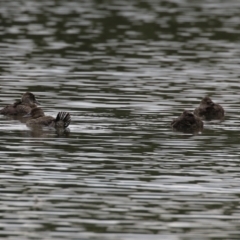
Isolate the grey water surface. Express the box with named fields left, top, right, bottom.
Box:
left=0, top=0, right=240, bottom=239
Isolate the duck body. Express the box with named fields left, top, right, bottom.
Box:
left=0, top=92, right=39, bottom=116
left=194, top=97, right=224, bottom=120
left=171, top=110, right=203, bottom=132
left=25, top=108, right=71, bottom=129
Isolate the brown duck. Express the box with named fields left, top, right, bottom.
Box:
left=25, top=107, right=71, bottom=129
left=171, top=110, right=203, bottom=132
left=194, top=97, right=224, bottom=120
left=0, top=92, right=40, bottom=116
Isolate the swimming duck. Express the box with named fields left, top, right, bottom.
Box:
left=0, top=92, right=40, bottom=116
left=171, top=110, right=203, bottom=132
left=25, top=107, right=71, bottom=129
left=194, top=97, right=224, bottom=120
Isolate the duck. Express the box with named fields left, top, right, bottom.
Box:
left=24, top=107, right=71, bottom=129
left=194, top=96, right=224, bottom=120
left=0, top=92, right=40, bottom=116
left=171, top=110, right=203, bottom=132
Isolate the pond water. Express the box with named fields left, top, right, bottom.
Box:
left=0, top=0, right=240, bottom=239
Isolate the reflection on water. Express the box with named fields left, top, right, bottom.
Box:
left=0, top=0, right=240, bottom=239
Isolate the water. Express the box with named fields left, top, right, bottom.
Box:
left=0, top=0, right=240, bottom=239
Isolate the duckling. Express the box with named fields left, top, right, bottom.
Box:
left=25, top=107, right=71, bottom=129
left=171, top=110, right=203, bottom=132
left=194, top=97, right=224, bottom=120
left=0, top=92, right=40, bottom=116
